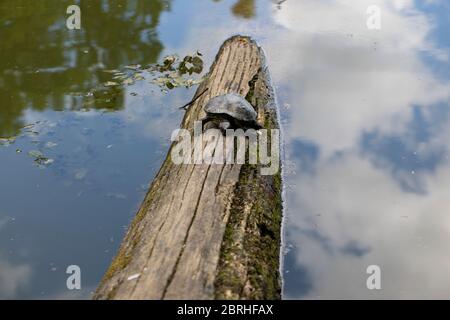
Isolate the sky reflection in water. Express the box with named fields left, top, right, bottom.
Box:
left=0, top=0, right=449, bottom=299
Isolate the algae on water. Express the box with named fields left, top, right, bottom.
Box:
left=101, top=51, right=205, bottom=92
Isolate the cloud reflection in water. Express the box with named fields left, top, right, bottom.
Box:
left=268, top=0, right=450, bottom=299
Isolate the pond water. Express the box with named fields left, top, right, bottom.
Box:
left=1, top=0, right=450, bottom=299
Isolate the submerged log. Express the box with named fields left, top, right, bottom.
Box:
left=94, top=35, right=283, bottom=300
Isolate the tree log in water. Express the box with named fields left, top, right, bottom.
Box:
left=94, top=35, right=283, bottom=300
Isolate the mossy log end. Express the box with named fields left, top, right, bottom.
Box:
left=93, top=35, right=283, bottom=300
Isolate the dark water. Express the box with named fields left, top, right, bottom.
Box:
left=1, top=0, right=450, bottom=299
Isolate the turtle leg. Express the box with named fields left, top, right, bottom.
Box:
left=215, top=120, right=230, bottom=136
left=219, top=120, right=230, bottom=130
left=253, top=121, right=263, bottom=130
left=241, top=120, right=263, bottom=131
left=204, top=121, right=218, bottom=131
left=224, top=116, right=239, bottom=130
left=200, top=117, right=212, bottom=131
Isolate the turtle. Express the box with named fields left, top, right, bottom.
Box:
left=200, top=93, right=262, bottom=133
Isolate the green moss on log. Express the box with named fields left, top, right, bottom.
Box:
left=214, top=163, right=282, bottom=299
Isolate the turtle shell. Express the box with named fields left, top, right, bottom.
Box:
left=203, top=93, right=257, bottom=122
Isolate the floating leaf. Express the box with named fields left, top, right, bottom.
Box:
left=28, top=150, right=43, bottom=158
left=122, top=78, right=135, bottom=86
left=21, top=124, right=35, bottom=130
left=102, top=69, right=120, bottom=74
left=0, top=137, right=16, bottom=146
left=164, top=55, right=178, bottom=64
left=178, top=53, right=204, bottom=75
left=160, top=55, right=178, bottom=71
left=124, top=64, right=141, bottom=70
left=133, top=74, right=145, bottom=81
left=82, top=99, right=96, bottom=107
left=112, top=74, right=128, bottom=80
left=28, top=150, right=54, bottom=167
left=192, top=56, right=203, bottom=71
left=166, top=81, right=175, bottom=90
left=145, top=65, right=158, bottom=72
left=41, top=158, right=54, bottom=166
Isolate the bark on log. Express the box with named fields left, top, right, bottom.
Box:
left=93, top=35, right=282, bottom=300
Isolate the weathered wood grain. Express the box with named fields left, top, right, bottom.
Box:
left=93, top=35, right=282, bottom=300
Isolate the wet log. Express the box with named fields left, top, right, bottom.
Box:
left=93, top=35, right=282, bottom=300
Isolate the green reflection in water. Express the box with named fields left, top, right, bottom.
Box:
left=0, top=0, right=171, bottom=137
